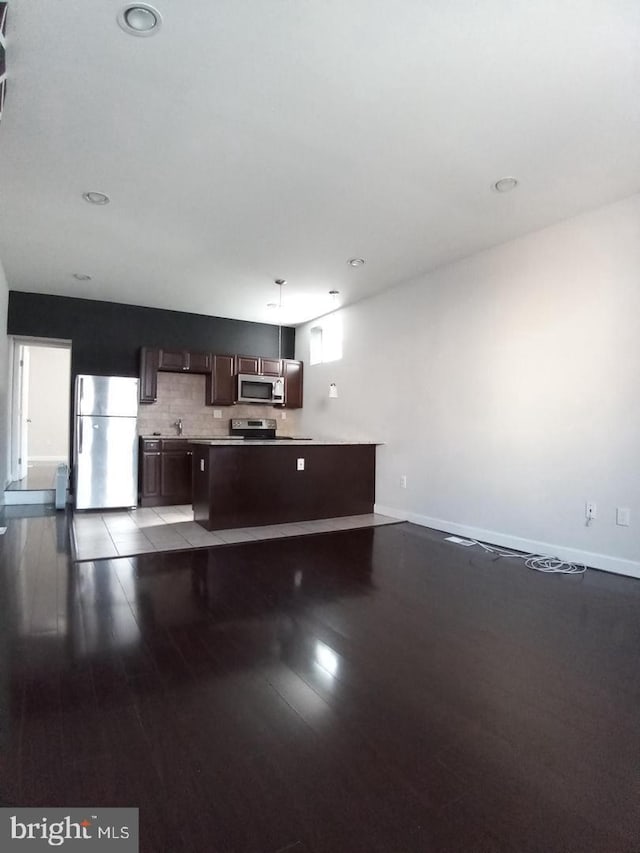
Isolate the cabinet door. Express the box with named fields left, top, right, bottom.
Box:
left=282, top=359, right=303, bottom=409
left=188, top=352, right=211, bottom=373
left=141, top=453, right=161, bottom=497
left=235, top=355, right=259, bottom=374
left=158, top=349, right=189, bottom=371
left=259, top=357, right=282, bottom=376
left=139, top=347, right=159, bottom=403
left=161, top=451, right=192, bottom=502
left=206, top=355, right=235, bottom=405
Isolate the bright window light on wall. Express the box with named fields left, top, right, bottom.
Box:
left=310, top=325, right=323, bottom=365
left=310, top=315, right=343, bottom=365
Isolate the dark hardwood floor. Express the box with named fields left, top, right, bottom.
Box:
left=1, top=507, right=639, bottom=852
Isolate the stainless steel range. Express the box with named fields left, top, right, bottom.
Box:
left=230, top=418, right=283, bottom=439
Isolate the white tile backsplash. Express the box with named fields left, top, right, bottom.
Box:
left=137, top=373, right=300, bottom=437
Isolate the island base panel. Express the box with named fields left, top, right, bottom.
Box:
left=193, top=444, right=375, bottom=530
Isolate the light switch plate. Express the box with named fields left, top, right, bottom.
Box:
left=616, top=507, right=631, bottom=526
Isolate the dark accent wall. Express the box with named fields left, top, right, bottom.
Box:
left=7, top=292, right=295, bottom=378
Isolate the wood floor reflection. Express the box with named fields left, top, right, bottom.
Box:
left=1, top=509, right=639, bottom=852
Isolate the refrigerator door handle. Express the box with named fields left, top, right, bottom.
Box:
left=79, top=376, right=84, bottom=410
left=78, top=418, right=83, bottom=454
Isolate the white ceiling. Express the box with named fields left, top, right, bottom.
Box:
left=0, top=0, right=639, bottom=326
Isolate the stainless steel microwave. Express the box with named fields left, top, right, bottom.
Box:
left=236, top=373, right=285, bottom=405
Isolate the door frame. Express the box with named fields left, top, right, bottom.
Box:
left=8, top=336, right=72, bottom=485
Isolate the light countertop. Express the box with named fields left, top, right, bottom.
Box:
left=189, top=439, right=380, bottom=446
left=140, top=434, right=244, bottom=440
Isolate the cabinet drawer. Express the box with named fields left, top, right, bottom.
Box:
left=141, top=439, right=161, bottom=451
left=161, top=439, right=192, bottom=451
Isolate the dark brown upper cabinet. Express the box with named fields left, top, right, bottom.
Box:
left=188, top=351, right=212, bottom=373
left=139, top=347, right=301, bottom=408
left=157, top=348, right=188, bottom=371
left=235, top=355, right=259, bottom=374
left=139, top=347, right=159, bottom=403
left=206, top=355, right=235, bottom=406
left=235, top=355, right=282, bottom=376
left=158, top=349, right=211, bottom=373
left=259, top=357, right=282, bottom=376
left=281, top=359, right=303, bottom=409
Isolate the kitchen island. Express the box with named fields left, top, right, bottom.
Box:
left=190, top=440, right=378, bottom=531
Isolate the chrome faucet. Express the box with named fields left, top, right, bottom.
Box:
left=174, top=418, right=183, bottom=436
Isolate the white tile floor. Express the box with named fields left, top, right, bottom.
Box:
left=71, top=505, right=400, bottom=562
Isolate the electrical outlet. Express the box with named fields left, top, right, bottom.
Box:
left=585, top=501, right=597, bottom=520
left=297, top=458, right=305, bottom=471
left=213, top=409, right=223, bottom=419
left=400, top=475, right=407, bottom=489
left=616, top=507, right=631, bottom=527
left=200, top=459, right=205, bottom=472
left=281, top=411, right=287, bottom=420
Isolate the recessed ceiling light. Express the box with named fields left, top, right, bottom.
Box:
left=73, top=273, right=92, bottom=281
left=82, top=191, right=110, bottom=205
left=117, top=4, right=162, bottom=37
left=347, top=257, right=365, bottom=267
left=492, top=176, right=519, bottom=193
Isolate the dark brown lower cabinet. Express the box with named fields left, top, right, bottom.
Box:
left=140, top=439, right=193, bottom=506
left=141, top=452, right=161, bottom=498
left=160, top=450, right=192, bottom=504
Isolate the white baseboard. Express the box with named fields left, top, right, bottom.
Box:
left=4, top=489, right=55, bottom=505
left=373, top=504, right=640, bottom=580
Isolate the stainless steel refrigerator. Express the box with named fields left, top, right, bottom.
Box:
left=74, top=375, right=139, bottom=509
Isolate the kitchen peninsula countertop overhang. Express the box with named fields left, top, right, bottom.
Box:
left=189, top=438, right=379, bottom=446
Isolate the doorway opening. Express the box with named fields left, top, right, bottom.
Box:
left=7, top=337, right=72, bottom=501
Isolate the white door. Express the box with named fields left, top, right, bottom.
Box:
left=11, top=344, right=29, bottom=481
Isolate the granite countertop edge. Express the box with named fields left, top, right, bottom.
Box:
left=188, top=439, right=382, bottom=446
left=139, top=435, right=244, bottom=440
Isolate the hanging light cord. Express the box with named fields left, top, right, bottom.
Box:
left=274, top=279, right=285, bottom=360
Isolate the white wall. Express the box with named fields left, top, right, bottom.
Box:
left=0, top=255, right=8, bottom=494
left=296, top=194, right=640, bottom=577
left=26, top=345, right=70, bottom=461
